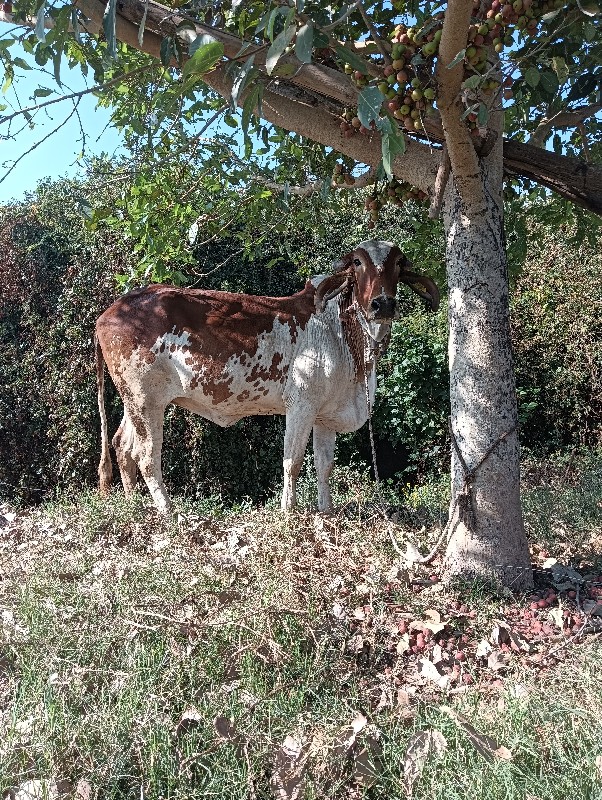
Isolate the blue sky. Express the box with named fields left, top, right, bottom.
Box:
left=0, top=42, right=125, bottom=203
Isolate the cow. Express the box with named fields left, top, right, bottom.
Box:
left=95, top=240, right=439, bottom=513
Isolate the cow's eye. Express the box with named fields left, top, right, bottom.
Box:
left=353, top=258, right=361, bottom=267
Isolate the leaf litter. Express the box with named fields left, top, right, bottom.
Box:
left=1, top=498, right=602, bottom=794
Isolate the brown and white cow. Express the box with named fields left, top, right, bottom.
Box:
left=95, top=240, right=439, bottom=512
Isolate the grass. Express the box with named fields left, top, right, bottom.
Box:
left=0, top=454, right=601, bottom=798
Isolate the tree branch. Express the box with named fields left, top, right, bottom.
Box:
left=4, top=0, right=602, bottom=216
left=529, top=103, right=602, bottom=148
left=435, top=0, right=486, bottom=216
left=0, top=100, right=82, bottom=185
left=357, top=1, right=391, bottom=65
left=79, top=0, right=361, bottom=107
left=429, top=144, right=451, bottom=219
left=76, top=0, right=440, bottom=192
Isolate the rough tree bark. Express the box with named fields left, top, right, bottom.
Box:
left=435, top=1, right=532, bottom=588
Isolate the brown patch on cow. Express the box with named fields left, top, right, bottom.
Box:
left=95, top=282, right=316, bottom=409
left=210, top=377, right=235, bottom=404
left=237, top=390, right=251, bottom=402
left=270, top=353, right=285, bottom=380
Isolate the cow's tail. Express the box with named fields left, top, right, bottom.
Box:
left=95, top=333, right=113, bottom=495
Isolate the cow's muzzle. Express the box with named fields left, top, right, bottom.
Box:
left=369, top=295, right=397, bottom=321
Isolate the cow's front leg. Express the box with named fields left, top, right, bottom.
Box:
left=282, top=410, right=316, bottom=511
left=313, top=424, right=336, bottom=513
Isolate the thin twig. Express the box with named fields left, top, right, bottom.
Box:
left=0, top=65, right=148, bottom=126
left=0, top=100, right=81, bottom=185
left=358, top=0, right=391, bottom=65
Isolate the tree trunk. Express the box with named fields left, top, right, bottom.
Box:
left=442, top=155, right=533, bottom=590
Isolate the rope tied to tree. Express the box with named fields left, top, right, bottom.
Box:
left=449, top=418, right=519, bottom=533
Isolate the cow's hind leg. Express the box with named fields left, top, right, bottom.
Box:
left=112, top=412, right=138, bottom=496
left=313, top=424, right=336, bottom=513
left=282, top=410, right=316, bottom=511
left=125, top=403, right=171, bottom=513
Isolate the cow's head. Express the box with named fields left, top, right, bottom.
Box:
left=314, top=240, right=439, bottom=333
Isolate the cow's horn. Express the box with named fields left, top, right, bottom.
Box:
left=314, top=271, right=352, bottom=314
left=400, top=269, right=440, bottom=312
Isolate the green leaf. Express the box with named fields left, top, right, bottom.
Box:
left=53, top=49, right=61, bottom=85
left=102, top=0, right=117, bottom=62
left=265, top=25, right=296, bottom=75
left=189, top=32, right=220, bottom=57
left=13, top=57, right=33, bottom=70
left=477, top=102, right=488, bottom=126
left=160, top=36, right=173, bottom=67
left=382, top=129, right=406, bottom=179
left=34, top=2, right=47, bottom=44
left=447, top=48, right=466, bottom=69
left=552, top=56, right=569, bottom=84
left=539, top=70, right=559, bottom=96
left=462, top=74, right=482, bottom=90
left=577, top=0, right=602, bottom=15
left=266, top=6, right=287, bottom=42
left=584, top=21, right=597, bottom=41
left=71, top=8, right=82, bottom=44
left=334, top=43, right=369, bottom=74
left=313, top=30, right=330, bottom=49
left=33, top=87, right=53, bottom=97
left=183, top=39, right=224, bottom=78
left=295, top=22, right=313, bottom=64
left=524, top=67, right=540, bottom=88
left=231, top=54, right=256, bottom=108
left=566, top=73, right=597, bottom=102
left=223, top=114, right=238, bottom=128
left=357, top=85, right=384, bottom=129
left=242, top=83, right=262, bottom=133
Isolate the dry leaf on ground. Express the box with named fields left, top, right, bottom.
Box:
left=271, top=734, right=310, bottom=800
left=440, top=706, right=513, bottom=762
left=13, top=782, right=58, bottom=800
left=402, top=729, right=447, bottom=796
left=173, top=707, right=202, bottom=737
left=352, top=732, right=382, bottom=789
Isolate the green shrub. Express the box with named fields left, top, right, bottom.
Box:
left=4, top=170, right=599, bottom=510
left=510, top=225, right=602, bottom=451
left=372, top=297, right=449, bottom=480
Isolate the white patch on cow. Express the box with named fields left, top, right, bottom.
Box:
left=357, top=239, right=396, bottom=271
left=150, top=329, right=192, bottom=355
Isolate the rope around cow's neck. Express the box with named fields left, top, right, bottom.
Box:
left=346, top=300, right=388, bottom=490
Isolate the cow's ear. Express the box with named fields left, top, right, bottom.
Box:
left=400, top=269, right=440, bottom=312
left=314, top=270, right=353, bottom=314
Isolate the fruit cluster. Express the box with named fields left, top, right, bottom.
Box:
left=338, top=108, right=376, bottom=138
left=364, top=178, right=428, bottom=226
left=337, top=0, right=566, bottom=141
left=332, top=162, right=357, bottom=185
